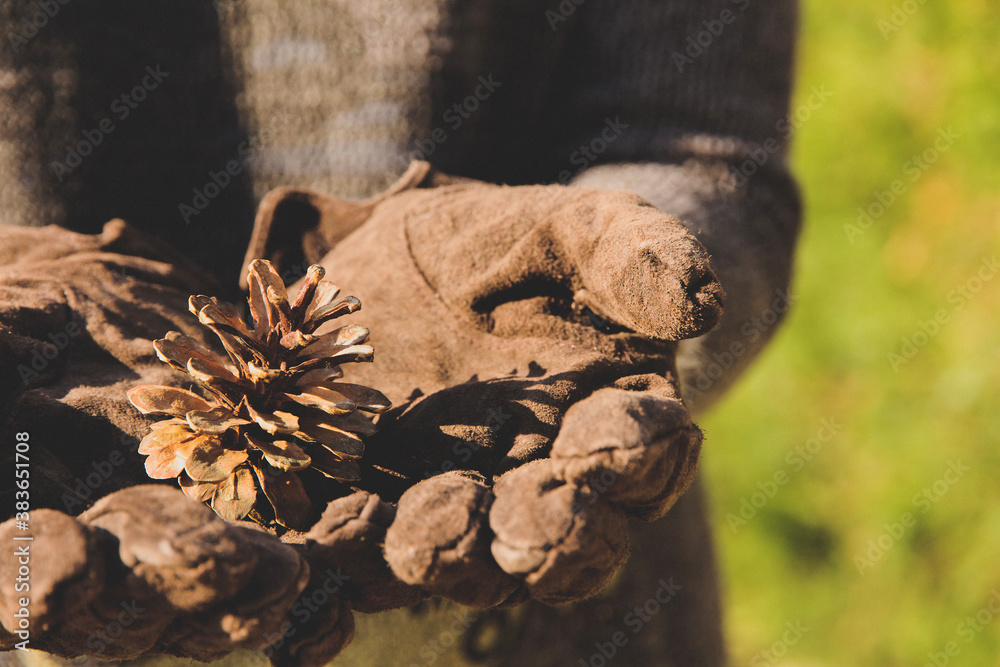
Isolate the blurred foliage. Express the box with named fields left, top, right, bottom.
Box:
left=699, top=0, right=1000, bottom=665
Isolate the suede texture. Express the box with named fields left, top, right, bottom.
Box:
left=247, top=163, right=720, bottom=608
left=0, top=166, right=722, bottom=665
left=0, top=0, right=804, bottom=662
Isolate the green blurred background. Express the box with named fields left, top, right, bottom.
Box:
left=699, top=0, right=1000, bottom=664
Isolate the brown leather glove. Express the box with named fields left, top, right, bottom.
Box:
left=0, top=223, right=353, bottom=666
left=250, top=162, right=724, bottom=607
left=0, top=162, right=722, bottom=665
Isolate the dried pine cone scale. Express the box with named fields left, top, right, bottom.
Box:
left=128, top=260, right=390, bottom=529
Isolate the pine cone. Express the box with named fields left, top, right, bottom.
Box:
left=127, top=259, right=390, bottom=529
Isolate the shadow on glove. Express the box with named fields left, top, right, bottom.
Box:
left=0, top=486, right=351, bottom=666
left=249, top=161, right=723, bottom=607
left=0, top=162, right=723, bottom=666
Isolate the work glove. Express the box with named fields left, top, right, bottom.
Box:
left=0, top=161, right=723, bottom=665
left=0, top=222, right=353, bottom=666
left=249, top=161, right=724, bottom=607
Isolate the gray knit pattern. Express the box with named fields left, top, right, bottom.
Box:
left=0, top=0, right=796, bottom=286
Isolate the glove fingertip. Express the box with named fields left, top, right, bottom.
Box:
left=385, top=472, right=518, bottom=609
left=305, top=491, right=424, bottom=613
left=490, top=460, right=630, bottom=605
left=0, top=509, right=104, bottom=632
left=550, top=388, right=702, bottom=519
left=583, top=206, right=726, bottom=341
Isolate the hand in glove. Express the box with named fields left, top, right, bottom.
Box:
left=0, top=224, right=354, bottom=666
left=250, top=161, right=725, bottom=607
left=0, top=160, right=723, bottom=666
